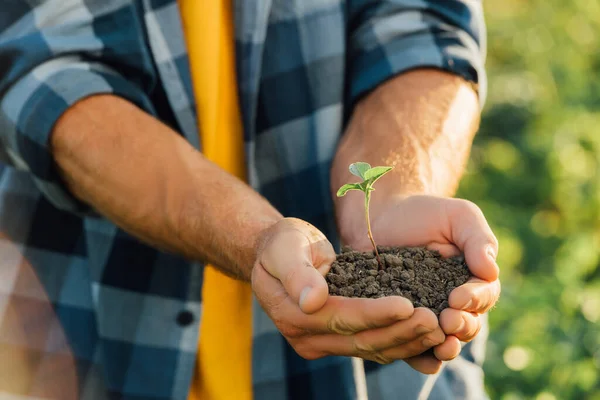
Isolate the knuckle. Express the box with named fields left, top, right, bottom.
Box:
left=429, top=330, right=446, bottom=346
left=294, top=342, right=325, bottom=360
left=485, top=284, right=500, bottom=307
left=464, top=318, right=482, bottom=341
left=455, top=319, right=470, bottom=337
left=315, top=240, right=336, bottom=263
left=468, top=295, right=484, bottom=312
left=323, top=252, right=337, bottom=266
left=461, top=330, right=479, bottom=343
left=353, top=338, right=376, bottom=356
left=489, top=234, right=500, bottom=250
left=390, top=333, right=409, bottom=346
left=479, top=283, right=501, bottom=313
left=481, top=295, right=495, bottom=313
left=327, top=315, right=355, bottom=335
left=407, top=340, right=428, bottom=357
left=371, top=352, right=393, bottom=365
left=454, top=313, right=477, bottom=340
left=495, top=280, right=502, bottom=299
left=413, top=308, right=437, bottom=330
left=390, top=300, right=414, bottom=320
left=472, top=321, right=483, bottom=337
left=421, top=336, right=438, bottom=348
left=277, top=322, right=305, bottom=339
left=484, top=233, right=500, bottom=255
left=459, top=199, right=483, bottom=216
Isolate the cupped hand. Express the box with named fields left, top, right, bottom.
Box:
left=252, top=218, right=447, bottom=370
left=336, top=195, right=501, bottom=368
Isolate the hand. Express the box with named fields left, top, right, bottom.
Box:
left=336, top=195, right=501, bottom=372
left=251, top=218, right=448, bottom=369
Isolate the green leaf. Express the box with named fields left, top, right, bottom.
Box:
left=364, top=166, right=393, bottom=181
left=364, top=166, right=393, bottom=188
left=336, top=183, right=363, bottom=197
left=359, top=181, right=373, bottom=192
left=349, top=162, right=371, bottom=179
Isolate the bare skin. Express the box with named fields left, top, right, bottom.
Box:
left=50, top=69, right=500, bottom=374
left=331, top=69, right=501, bottom=372
left=51, top=95, right=282, bottom=281
left=50, top=92, right=437, bottom=372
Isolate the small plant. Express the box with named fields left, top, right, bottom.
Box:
left=337, top=162, right=393, bottom=269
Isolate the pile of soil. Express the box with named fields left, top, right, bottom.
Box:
left=326, top=246, right=472, bottom=316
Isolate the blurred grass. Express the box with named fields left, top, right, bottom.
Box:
left=457, top=1, right=600, bottom=399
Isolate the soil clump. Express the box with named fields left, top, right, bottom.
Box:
left=326, top=246, right=471, bottom=316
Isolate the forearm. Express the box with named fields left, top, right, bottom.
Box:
left=51, top=95, right=282, bottom=281
left=332, top=69, right=480, bottom=200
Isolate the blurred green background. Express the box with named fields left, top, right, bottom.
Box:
left=457, top=1, right=600, bottom=399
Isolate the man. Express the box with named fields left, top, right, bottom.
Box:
left=0, top=0, right=500, bottom=399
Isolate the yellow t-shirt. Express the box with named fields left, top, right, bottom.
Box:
left=178, top=1, right=253, bottom=399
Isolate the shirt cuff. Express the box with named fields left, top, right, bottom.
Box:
left=0, top=61, right=156, bottom=215
left=348, top=31, right=487, bottom=110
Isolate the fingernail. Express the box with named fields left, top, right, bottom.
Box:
left=416, top=325, right=433, bottom=335
left=299, top=287, right=312, bottom=308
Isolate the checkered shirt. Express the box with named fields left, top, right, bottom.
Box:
left=0, top=0, right=488, bottom=399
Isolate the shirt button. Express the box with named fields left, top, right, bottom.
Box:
left=176, top=310, right=194, bottom=327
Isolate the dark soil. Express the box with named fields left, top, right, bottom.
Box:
left=326, top=246, right=472, bottom=316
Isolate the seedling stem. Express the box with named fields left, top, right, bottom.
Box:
left=336, top=162, right=394, bottom=270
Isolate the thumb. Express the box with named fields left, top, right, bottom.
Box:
left=259, top=219, right=336, bottom=314
left=448, top=200, right=499, bottom=282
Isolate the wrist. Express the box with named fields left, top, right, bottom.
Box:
left=171, top=162, right=284, bottom=281
left=332, top=69, right=480, bottom=205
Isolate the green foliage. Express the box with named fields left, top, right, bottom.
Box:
left=349, top=162, right=372, bottom=180
left=337, top=162, right=393, bottom=267
left=337, top=183, right=363, bottom=197
left=364, top=166, right=394, bottom=183
left=459, top=1, right=600, bottom=398
left=338, top=162, right=393, bottom=197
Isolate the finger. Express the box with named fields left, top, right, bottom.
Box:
left=426, top=243, right=461, bottom=258
left=447, top=199, right=499, bottom=281
left=312, top=236, right=337, bottom=277
left=448, top=278, right=501, bottom=314
left=314, top=295, right=414, bottom=334
left=433, top=335, right=461, bottom=361
left=405, top=353, right=443, bottom=375
left=353, top=308, right=440, bottom=351
left=254, top=264, right=414, bottom=335
left=376, top=329, right=445, bottom=363
left=260, top=228, right=335, bottom=314
left=304, top=326, right=444, bottom=362
left=439, top=308, right=481, bottom=342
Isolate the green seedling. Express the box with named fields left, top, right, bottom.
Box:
left=337, top=162, right=393, bottom=269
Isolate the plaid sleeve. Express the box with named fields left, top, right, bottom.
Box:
left=0, top=58, right=156, bottom=214
left=0, top=1, right=157, bottom=215
left=347, top=0, right=487, bottom=107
